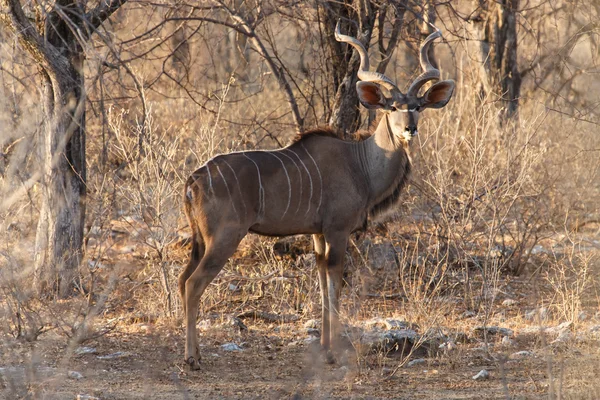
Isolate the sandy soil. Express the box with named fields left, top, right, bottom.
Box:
left=4, top=299, right=598, bottom=400
left=2, top=228, right=599, bottom=399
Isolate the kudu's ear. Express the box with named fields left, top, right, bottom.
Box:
left=420, top=80, right=455, bottom=109
left=356, top=81, right=389, bottom=110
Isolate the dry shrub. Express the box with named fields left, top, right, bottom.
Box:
left=0, top=3, right=598, bottom=397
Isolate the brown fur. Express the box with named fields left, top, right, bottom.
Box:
left=292, top=126, right=371, bottom=144
left=179, top=22, right=454, bottom=371
left=291, top=127, right=341, bottom=143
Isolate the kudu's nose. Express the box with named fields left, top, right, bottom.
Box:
left=405, top=126, right=418, bottom=137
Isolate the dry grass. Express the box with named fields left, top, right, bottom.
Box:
left=1, top=4, right=599, bottom=398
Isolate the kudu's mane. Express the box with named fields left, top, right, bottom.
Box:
left=292, top=127, right=372, bottom=144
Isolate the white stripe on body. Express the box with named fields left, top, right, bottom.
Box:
left=222, top=158, right=247, bottom=217
left=265, top=152, right=291, bottom=219
left=277, top=151, right=303, bottom=215
left=243, top=153, right=265, bottom=217
left=205, top=163, right=214, bottom=194
left=283, top=148, right=313, bottom=215
left=301, top=143, right=323, bottom=214
left=215, top=164, right=239, bottom=220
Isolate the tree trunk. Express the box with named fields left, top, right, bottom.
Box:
left=34, top=68, right=86, bottom=296
left=322, top=1, right=376, bottom=138
left=1, top=0, right=124, bottom=296
left=322, top=1, right=409, bottom=138
left=473, top=0, right=522, bottom=123
left=32, top=4, right=87, bottom=296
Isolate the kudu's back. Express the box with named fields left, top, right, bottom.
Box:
left=184, top=133, right=370, bottom=238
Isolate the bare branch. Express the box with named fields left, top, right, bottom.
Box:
left=0, top=0, right=70, bottom=75
left=376, top=1, right=408, bottom=75
left=219, top=3, right=304, bottom=132
left=85, top=0, right=129, bottom=34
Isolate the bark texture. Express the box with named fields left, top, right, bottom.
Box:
left=1, top=0, right=125, bottom=296
left=473, top=0, right=522, bottom=123
left=322, top=1, right=407, bottom=139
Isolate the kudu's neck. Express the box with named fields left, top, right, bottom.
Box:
left=356, top=114, right=411, bottom=198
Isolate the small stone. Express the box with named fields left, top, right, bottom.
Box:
left=530, top=245, right=547, bottom=255
left=382, top=319, right=410, bottom=330
left=87, top=260, right=107, bottom=270
left=509, top=350, right=533, bottom=359
left=303, top=336, right=319, bottom=344
left=68, top=371, right=84, bottom=380
left=473, top=326, right=514, bottom=337
left=306, top=328, right=320, bottom=337
left=228, top=283, right=240, bottom=292
left=75, top=347, right=97, bottom=355
left=589, top=325, right=600, bottom=333
left=552, top=330, right=572, bottom=344
left=555, top=321, right=572, bottom=331
left=525, top=307, right=549, bottom=321
left=472, top=369, right=490, bottom=380
left=501, top=336, right=514, bottom=347
left=197, top=319, right=211, bottom=331
left=546, top=321, right=572, bottom=335
left=365, top=317, right=410, bottom=330
left=406, top=358, right=426, bottom=367
left=77, top=396, right=100, bottom=400
left=221, top=343, right=243, bottom=352
left=502, top=299, right=517, bottom=307
left=439, top=341, right=456, bottom=351
left=470, top=344, right=492, bottom=352
left=96, top=351, right=130, bottom=359
left=229, top=317, right=247, bottom=332
left=578, top=311, right=587, bottom=321
left=88, top=226, right=102, bottom=235
left=303, top=319, right=320, bottom=329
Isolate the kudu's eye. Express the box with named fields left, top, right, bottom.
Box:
left=390, top=106, right=397, bottom=112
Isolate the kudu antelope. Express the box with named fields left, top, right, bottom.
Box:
left=179, top=22, right=454, bottom=369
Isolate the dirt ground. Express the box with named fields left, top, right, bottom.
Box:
left=0, top=316, right=573, bottom=400
left=2, top=226, right=600, bottom=400
left=3, top=295, right=600, bottom=399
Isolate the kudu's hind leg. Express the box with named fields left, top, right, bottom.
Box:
left=313, top=234, right=331, bottom=357
left=324, top=232, right=349, bottom=363
left=184, top=230, right=245, bottom=370
left=178, top=232, right=205, bottom=317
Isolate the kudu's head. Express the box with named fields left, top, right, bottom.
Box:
left=335, top=22, right=455, bottom=142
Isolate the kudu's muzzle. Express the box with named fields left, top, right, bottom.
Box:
left=406, top=125, right=418, bottom=137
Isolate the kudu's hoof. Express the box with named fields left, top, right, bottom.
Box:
left=325, top=350, right=336, bottom=365
left=186, top=356, right=201, bottom=370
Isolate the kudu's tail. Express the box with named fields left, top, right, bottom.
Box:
left=183, top=176, right=205, bottom=263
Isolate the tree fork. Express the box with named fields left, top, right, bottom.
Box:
left=1, top=0, right=126, bottom=296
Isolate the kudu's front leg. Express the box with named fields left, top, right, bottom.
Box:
left=324, top=233, right=348, bottom=362
left=313, top=234, right=331, bottom=359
